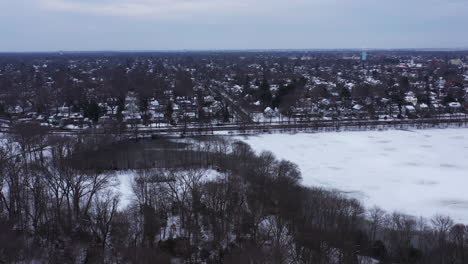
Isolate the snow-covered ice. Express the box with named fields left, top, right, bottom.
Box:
left=240, top=128, right=468, bottom=223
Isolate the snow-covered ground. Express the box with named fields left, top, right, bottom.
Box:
left=239, top=128, right=468, bottom=223
left=115, top=171, right=137, bottom=209
left=115, top=168, right=224, bottom=209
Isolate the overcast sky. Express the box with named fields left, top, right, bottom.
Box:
left=1, top=0, right=467, bottom=52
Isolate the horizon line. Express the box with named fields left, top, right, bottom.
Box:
left=1, top=47, right=468, bottom=54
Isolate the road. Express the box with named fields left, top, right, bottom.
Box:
left=208, top=84, right=253, bottom=123
left=2, top=117, right=466, bottom=137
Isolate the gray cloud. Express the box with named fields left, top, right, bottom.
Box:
left=0, top=0, right=467, bottom=51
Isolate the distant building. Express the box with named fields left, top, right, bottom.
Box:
left=361, top=51, right=367, bottom=61
left=342, top=55, right=360, bottom=60
left=449, top=59, right=463, bottom=66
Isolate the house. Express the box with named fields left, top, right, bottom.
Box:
left=352, top=104, right=364, bottom=111
left=404, top=92, right=418, bottom=105
left=448, top=102, right=462, bottom=112
left=149, top=99, right=160, bottom=110
left=182, top=111, right=198, bottom=121
left=417, top=103, right=429, bottom=114
left=431, top=103, right=443, bottom=114
left=204, top=96, right=215, bottom=104
left=263, top=107, right=277, bottom=118
left=404, top=105, right=417, bottom=117
left=449, top=59, right=463, bottom=66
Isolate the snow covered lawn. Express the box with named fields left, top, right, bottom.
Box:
left=240, top=128, right=468, bottom=223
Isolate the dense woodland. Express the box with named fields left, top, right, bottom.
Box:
left=1, top=123, right=468, bottom=263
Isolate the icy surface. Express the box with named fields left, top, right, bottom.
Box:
left=240, top=128, right=468, bottom=223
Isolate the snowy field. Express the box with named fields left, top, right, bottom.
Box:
left=239, top=128, right=468, bottom=223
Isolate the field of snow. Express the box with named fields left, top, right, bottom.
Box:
left=240, top=128, right=468, bottom=223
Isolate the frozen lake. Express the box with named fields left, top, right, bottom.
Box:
left=240, top=128, right=468, bottom=223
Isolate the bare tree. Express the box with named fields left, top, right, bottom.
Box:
left=89, top=190, right=120, bottom=248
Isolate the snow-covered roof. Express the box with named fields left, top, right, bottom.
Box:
left=264, top=107, right=274, bottom=113
left=353, top=104, right=364, bottom=110
left=405, top=105, right=416, bottom=111
left=448, top=102, right=461, bottom=108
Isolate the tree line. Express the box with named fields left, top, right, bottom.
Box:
left=0, top=125, right=467, bottom=263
